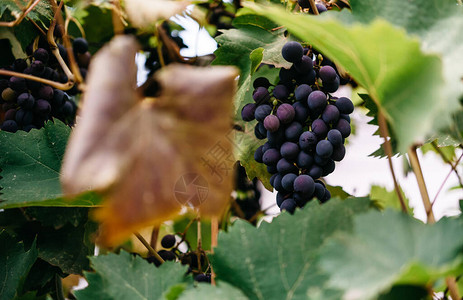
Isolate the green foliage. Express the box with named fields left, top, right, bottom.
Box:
left=0, top=120, right=102, bottom=208
left=211, top=198, right=372, bottom=299
left=320, top=210, right=463, bottom=299
left=178, top=282, right=249, bottom=300
left=173, top=216, right=212, bottom=251
left=75, top=251, right=190, bottom=300
left=0, top=231, right=38, bottom=300
left=369, top=185, right=413, bottom=213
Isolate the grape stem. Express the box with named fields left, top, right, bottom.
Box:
left=134, top=232, right=165, bottom=264
left=0, top=0, right=41, bottom=27
left=150, top=226, right=160, bottom=249
left=210, top=217, right=219, bottom=286
left=110, top=0, right=125, bottom=35
left=407, top=145, right=436, bottom=223
left=308, top=0, right=319, bottom=15
left=155, top=24, right=166, bottom=68
left=431, top=141, right=463, bottom=189
left=377, top=111, right=408, bottom=213
left=0, top=69, right=74, bottom=90
left=445, top=277, right=461, bottom=300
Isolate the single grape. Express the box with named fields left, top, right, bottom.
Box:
left=267, top=127, right=285, bottom=146
left=296, top=151, right=313, bottom=169
left=314, top=182, right=325, bottom=200
left=279, top=67, right=297, bottom=83
left=335, top=97, right=354, bottom=114
left=276, top=103, right=295, bottom=124
left=281, top=41, right=304, bottom=63
left=299, top=131, right=317, bottom=151
left=8, top=77, right=27, bottom=92
left=254, top=122, right=267, bottom=139
left=284, top=122, right=303, bottom=142
left=241, top=103, right=256, bottom=121
left=253, top=87, right=270, bottom=104
left=30, top=60, right=44, bottom=76
left=195, top=274, right=211, bottom=283
left=311, top=119, right=329, bottom=138
left=277, top=158, right=298, bottom=174
left=267, top=165, right=278, bottom=174
left=282, top=173, right=298, bottom=191
left=293, top=175, right=315, bottom=196
left=270, top=174, right=277, bottom=187
left=276, top=192, right=288, bottom=207
left=33, top=48, right=49, bottom=64
left=339, top=114, right=351, bottom=123
left=322, top=159, right=335, bottom=176
left=316, top=3, right=328, bottom=13
left=254, top=145, right=264, bottom=163
left=308, top=165, right=323, bottom=179
left=322, top=75, right=340, bottom=93
left=294, top=192, right=312, bottom=207
left=316, top=140, right=334, bottom=158
left=335, top=118, right=351, bottom=138
left=12, top=59, right=27, bottom=72
left=273, top=174, right=285, bottom=192
left=314, top=154, right=329, bottom=166
left=73, top=37, right=89, bottom=54
left=262, top=142, right=272, bottom=153
left=253, top=77, right=271, bottom=89
left=307, top=90, right=327, bottom=113
left=320, top=189, right=331, bottom=203
left=34, top=100, right=51, bottom=118
left=4, top=109, right=16, bottom=121
left=322, top=104, right=340, bottom=124
left=296, top=69, right=316, bottom=85
left=319, top=65, right=337, bottom=83
left=37, top=85, right=54, bottom=101
left=52, top=89, right=66, bottom=107
left=264, top=114, right=280, bottom=132
left=295, top=84, right=312, bottom=102
left=280, top=198, right=297, bottom=213
left=254, top=104, right=272, bottom=122
left=292, top=102, right=309, bottom=123
left=294, top=55, right=313, bottom=74
left=17, top=93, right=35, bottom=109
left=161, top=234, right=176, bottom=248
left=327, top=129, right=343, bottom=146
left=331, top=144, right=346, bottom=161
left=263, top=148, right=281, bottom=166
left=280, top=142, right=299, bottom=161
left=1, top=120, right=18, bottom=132
left=273, top=84, right=289, bottom=100
left=60, top=100, right=75, bottom=116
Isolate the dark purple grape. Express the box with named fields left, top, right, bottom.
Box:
left=336, top=119, right=351, bottom=138
left=327, top=129, right=343, bottom=146
left=284, top=122, right=303, bottom=142
left=264, top=115, right=280, bottom=132
left=295, top=84, right=312, bottom=102
left=263, top=148, right=281, bottom=166
left=314, top=154, right=329, bottom=166
left=294, top=56, right=313, bottom=73
left=267, top=165, right=278, bottom=174
left=308, top=165, right=323, bottom=179
left=73, top=37, right=89, bottom=54
left=273, top=84, right=289, bottom=100
left=17, top=93, right=35, bottom=109
left=8, top=77, right=27, bottom=92
left=299, top=131, right=317, bottom=151
left=34, top=100, right=51, bottom=117
left=335, top=97, right=354, bottom=114
left=33, top=48, right=49, bottom=64
left=52, top=89, right=66, bottom=107
left=161, top=234, right=176, bottom=248
left=314, top=182, right=325, bottom=200
left=282, top=41, right=303, bottom=63
left=322, top=75, right=340, bottom=93
left=320, top=189, right=331, bottom=203
left=262, top=142, right=272, bottom=153
left=282, top=173, right=298, bottom=191
left=195, top=274, right=211, bottom=283
left=331, top=144, right=346, bottom=161
left=322, top=159, right=335, bottom=176
left=253, top=77, right=271, bottom=89
left=307, top=90, right=327, bottom=113
left=270, top=174, right=277, bottom=186
left=157, top=250, right=176, bottom=262
left=15, top=109, right=34, bottom=126
left=267, top=128, right=285, bottom=146
left=339, top=114, right=351, bottom=123
left=279, top=67, right=296, bottom=83
left=277, top=158, right=298, bottom=174
left=277, top=103, right=295, bottom=124
left=254, top=104, right=272, bottom=122
left=273, top=174, right=285, bottom=191
left=292, top=102, right=309, bottom=123
left=294, top=192, right=311, bottom=207
left=276, top=192, right=288, bottom=207
left=30, top=60, right=44, bottom=76
left=296, top=151, right=313, bottom=169
left=4, top=109, right=16, bottom=121
left=293, top=175, right=315, bottom=196
left=254, top=122, right=266, bottom=139
left=311, top=119, right=329, bottom=138
left=316, top=140, right=333, bottom=158
left=254, top=145, right=264, bottom=163
left=280, top=199, right=297, bottom=213
left=37, top=85, right=54, bottom=101
left=322, top=104, right=340, bottom=124
left=77, top=52, right=91, bottom=68
left=241, top=103, right=256, bottom=121
left=60, top=100, right=75, bottom=116
left=13, top=59, right=27, bottom=72
left=319, top=65, right=337, bottom=83
left=253, top=87, right=270, bottom=104
left=280, top=142, right=299, bottom=161
left=1, top=120, right=18, bottom=132
left=296, top=69, right=316, bottom=85
left=314, top=3, right=327, bottom=13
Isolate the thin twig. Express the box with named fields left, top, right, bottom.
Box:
left=210, top=217, right=219, bottom=286
left=150, top=226, right=159, bottom=250
left=431, top=152, right=463, bottom=208
left=134, top=232, right=165, bottom=264
left=431, top=141, right=463, bottom=187
left=408, top=145, right=435, bottom=223
left=0, top=69, right=74, bottom=90
left=377, top=111, right=408, bottom=212
left=0, top=0, right=41, bottom=27
left=308, top=0, right=319, bottom=14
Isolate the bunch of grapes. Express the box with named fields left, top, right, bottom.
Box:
left=241, top=41, right=354, bottom=213
left=0, top=36, right=91, bottom=132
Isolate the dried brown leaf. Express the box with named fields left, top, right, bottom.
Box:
left=124, top=0, right=189, bottom=28
left=61, top=35, right=238, bottom=246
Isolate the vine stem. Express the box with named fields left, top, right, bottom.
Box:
left=155, top=24, right=166, bottom=68
left=430, top=152, right=463, bottom=209
left=211, top=217, right=219, bottom=286
left=0, top=0, right=41, bottom=27
left=308, top=0, right=319, bottom=14
left=150, top=226, right=159, bottom=249
left=407, top=145, right=435, bottom=223
left=0, top=69, right=73, bottom=90
left=134, top=232, right=165, bottom=264
left=431, top=141, right=463, bottom=188
left=445, top=277, right=461, bottom=300
left=377, top=111, right=408, bottom=213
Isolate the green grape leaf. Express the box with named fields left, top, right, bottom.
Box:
left=0, top=0, right=53, bottom=23
left=250, top=48, right=264, bottom=76
left=23, top=207, right=89, bottom=228
left=0, top=120, right=102, bottom=208
left=178, top=282, right=249, bottom=300
left=248, top=4, right=454, bottom=153
left=320, top=210, right=463, bottom=299
left=376, top=285, right=430, bottom=300
left=211, top=197, right=373, bottom=300
left=369, top=185, right=413, bottom=214
left=0, top=231, right=38, bottom=300
left=173, top=216, right=211, bottom=251
left=75, top=251, right=189, bottom=300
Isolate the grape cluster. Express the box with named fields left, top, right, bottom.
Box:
left=241, top=41, right=354, bottom=213
left=0, top=36, right=91, bottom=132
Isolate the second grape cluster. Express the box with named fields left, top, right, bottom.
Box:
left=241, top=41, right=354, bottom=213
